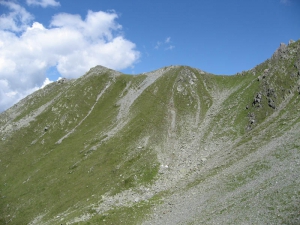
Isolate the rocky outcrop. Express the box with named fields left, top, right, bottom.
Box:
left=57, top=78, right=67, bottom=84
left=253, top=92, right=262, bottom=107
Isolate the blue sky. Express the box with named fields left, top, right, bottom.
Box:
left=0, top=0, right=300, bottom=112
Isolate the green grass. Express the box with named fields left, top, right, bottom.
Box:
left=0, top=71, right=160, bottom=224
left=1, top=40, right=300, bottom=224
left=225, top=161, right=271, bottom=191
left=83, top=194, right=162, bottom=225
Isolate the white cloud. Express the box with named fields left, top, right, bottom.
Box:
left=0, top=79, right=40, bottom=112
left=40, top=77, right=53, bottom=89
left=280, top=0, right=291, bottom=4
left=155, top=41, right=161, bottom=49
left=155, top=37, right=174, bottom=50
left=165, top=45, right=175, bottom=50
left=0, top=1, right=34, bottom=32
left=0, top=3, right=140, bottom=112
left=26, top=0, right=60, bottom=8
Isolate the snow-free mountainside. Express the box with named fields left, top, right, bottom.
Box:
left=1, top=40, right=300, bottom=225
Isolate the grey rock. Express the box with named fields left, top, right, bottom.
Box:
left=262, top=69, right=269, bottom=78
left=267, top=88, right=275, bottom=98
left=253, top=93, right=262, bottom=106
left=294, top=59, right=300, bottom=70
left=279, top=42, right=287, bottom=50
left=273, top=42, right=288, bottom=59
left=268, top=98, right=276, bottom=109
left=288, top=39, right=295, bottom=45
left=58, top=78, right=67, bottom=84
left=246, top=125, right=252, bottom=131
left=247, top=112, right=256, bottom=128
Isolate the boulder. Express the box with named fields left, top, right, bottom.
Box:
left=268, top=98, right=276, bottom=109
left=58, top=78, right=67, bottom=84
left=253, top=93, right=262, bottom=106
left=294, top=59, right=300, bottom=70
left=267, top=88, right=275, bottom=97
left=288, top=39, right=295, bottom=45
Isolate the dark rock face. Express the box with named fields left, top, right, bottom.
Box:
left=273, top=43, right=288, bottom=60
left=246, top=112, right=256, bottom=130
left=268, top=98, right=276, bottom=109
left=253, top=93, right=262, bottom=107
left=58, top=78, right=67, bottom=84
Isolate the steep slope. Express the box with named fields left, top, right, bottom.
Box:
left=0, top=40, right=300, bottom=224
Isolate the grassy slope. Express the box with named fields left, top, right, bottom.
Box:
left=0, top=40, right=300, bottom=224
left=0, top=70, right=160, bottom=224
left=184, top=41, right=300, bottom=224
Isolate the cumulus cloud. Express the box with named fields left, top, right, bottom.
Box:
left=0, top=0, right=34, bottom=32
left=26, top=0, right=60, bottom=8
left=0, top=3, right=140, bottom=112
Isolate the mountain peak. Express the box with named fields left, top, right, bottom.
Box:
left=1, top=39, right=300, bottom=225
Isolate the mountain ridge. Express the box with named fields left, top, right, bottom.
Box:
left=0, top=40, right=300, bottom=224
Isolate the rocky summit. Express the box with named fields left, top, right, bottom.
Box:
left=1, top=40, right=300, bottom=225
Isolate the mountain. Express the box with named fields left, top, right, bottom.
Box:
left=0, top=40, right=300, bottom=225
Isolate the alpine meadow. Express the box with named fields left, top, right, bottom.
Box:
left=1, top=40, right=300, bottom=224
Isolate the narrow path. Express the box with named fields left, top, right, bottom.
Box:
left=56, top=82, right=111, bottom=144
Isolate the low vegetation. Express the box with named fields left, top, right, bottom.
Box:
left=0, top=40, right=300, bottom=224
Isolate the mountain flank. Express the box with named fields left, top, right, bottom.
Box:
left=0, top=40, right=300, bottom=224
